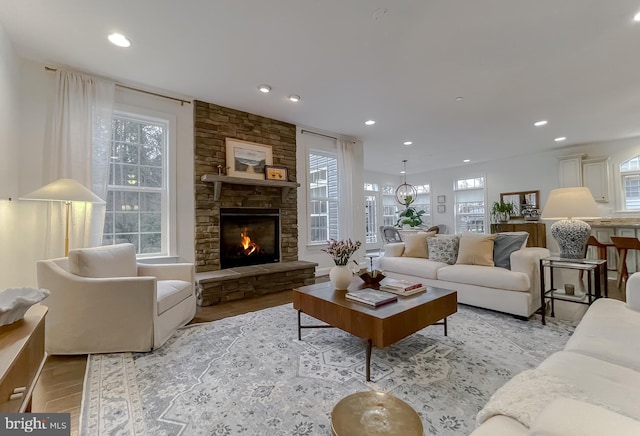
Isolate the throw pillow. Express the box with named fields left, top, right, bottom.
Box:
left=494, top=232, right=529, bottom=269
left=402, top=231, right=437, bottom=258
left=456, top=233, right=497, bottom=266
left=428, top=235, right=460, bottom=265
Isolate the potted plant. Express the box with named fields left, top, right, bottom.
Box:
left=396, top=196, right=426, bottom=229
left=491, top=201, right=517, bottom=223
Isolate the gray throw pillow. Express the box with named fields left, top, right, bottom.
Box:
left=493, top=233, right=529, bottom=269
left=428, top=235, right=460, bottom=265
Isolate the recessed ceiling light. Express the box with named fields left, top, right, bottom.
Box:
left=634, top=12, right=640, bottom=21
left=534, top=120, right=548, bottom=127
left=258, top=84, right=271, bottom=93
left=365, top=120, right=376, bottom=126
left=463, top=159, right=470, bottom=163
left=288, top=95, right=300, bottom=102
left=554, top=137, right=567, bottom=142
left=400, top=170, right=406, bottom=174
left=455, top=97, right=463, bottom=101
left=108, top=33, right=131, bottom=48
left=403, top=141, right=412, bottom=146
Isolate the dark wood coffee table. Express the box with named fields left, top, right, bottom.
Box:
left=293, top=280, right=457, bottom=381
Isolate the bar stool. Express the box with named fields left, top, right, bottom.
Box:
left=579, top=236, right=613, bottom=280
left=610, top=236, right=640, bottom=290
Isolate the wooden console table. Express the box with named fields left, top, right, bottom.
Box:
left=0, top=304, right=47, bottom=412
left=490, top=222, right=546, bottom=248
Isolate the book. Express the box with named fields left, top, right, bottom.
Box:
left=380, top=285, right=426, bottom=296
left=345, top=289, right=398, bottom=307
left=380, top=277, right=423, bottom=292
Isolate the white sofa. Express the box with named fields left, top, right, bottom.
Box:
left=379, top=233, right=550, bottom=317
left=36, top=243, right=196, bottom=354
left=471, top=273, right=640, bottom=435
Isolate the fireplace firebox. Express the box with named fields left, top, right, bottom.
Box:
left=220, top=208, right=280, bottom=269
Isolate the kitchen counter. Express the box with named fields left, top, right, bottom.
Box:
left=584, top=218, right=640, bottom=228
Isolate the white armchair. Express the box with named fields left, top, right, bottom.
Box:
left=36, top=243, right=196, bottom=354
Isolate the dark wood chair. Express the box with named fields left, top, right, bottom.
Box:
left=579, top=236, right=613, bottom=280
left=610, top=236, right=640, bottom=290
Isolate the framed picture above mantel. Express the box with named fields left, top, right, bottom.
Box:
left=225, top=138, right=273, bottom=180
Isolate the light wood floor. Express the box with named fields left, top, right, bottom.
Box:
left=31, top=276, right=624, bottom=435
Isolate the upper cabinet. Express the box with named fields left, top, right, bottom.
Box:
left=582, top=158, right=610, bottom=203
left=558, top=154, right=585, bottom=187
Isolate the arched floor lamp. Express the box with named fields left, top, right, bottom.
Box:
left=21, top=178, right=105, bottom=256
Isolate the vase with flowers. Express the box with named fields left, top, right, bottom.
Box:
left=322, top=239, right=362, bottom=290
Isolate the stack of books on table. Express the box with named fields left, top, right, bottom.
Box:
left=345, top=289, right=398, bottom=307
left=379, top=278, right=426, bottom=296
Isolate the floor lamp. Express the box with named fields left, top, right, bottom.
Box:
left=21, top=178, right=105, bottom=256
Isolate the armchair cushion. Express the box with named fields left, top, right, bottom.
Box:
left=157, top=280, right=193, bottom=315
left=68, top=243, right=137, bottom=278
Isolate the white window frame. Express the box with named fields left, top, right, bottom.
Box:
left=306, top=149, right=339, bottom=245
left=454, top=176, right=486, bottom=234
left=620, top=156, right=640, bottom=211
left=103, top=106, right=176, bottom=257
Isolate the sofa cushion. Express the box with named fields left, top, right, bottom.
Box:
left=456, top=233, right=496, bottom=266
left=68, top=243, right=137, bottom=278
left=493, top=232, right=529, bottom=269
left=563, top=298, right=640, bottom=371
left=379, top=256, right=446, bottom=280
left=537, top=351, right=640, bottom=422
left=437, top=264, right=530, bottom=291
left=529, top=398, right=640, bottom=436
left=157, top=280, right=192, bottom=315
left=428, top=235, right=460, bottom=264
left=402, top=231, right=436, bottom=258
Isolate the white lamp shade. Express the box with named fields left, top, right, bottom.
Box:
left=20, top=178, right=105, bottom=203
left=541, top=187, right=600, bottom=220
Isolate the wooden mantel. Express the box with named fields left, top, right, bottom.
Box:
left=201, top=174, right=300, bottom=202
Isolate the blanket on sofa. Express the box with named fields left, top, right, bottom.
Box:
left=476, top=369, right=622, bottom=428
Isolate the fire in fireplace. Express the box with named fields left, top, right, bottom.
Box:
left=220, top=208, right=280, bottom=269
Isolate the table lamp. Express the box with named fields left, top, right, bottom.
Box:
left=540, top=187, right=600, bottom=259
left=21, top=178, right=105, bottom=256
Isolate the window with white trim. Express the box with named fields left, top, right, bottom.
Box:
left=308, top=151, right=339, bottom=243
left=364, top=183, right=379, bottom=243
left=454, top=177, right=486, bottom=233
left=102, top=112, right=168, bottom=255
left=621, top=156, right=640, bottom=210
left=413, top=184, right=431, bottom=227
left=382, top=185, right=399, bottom=226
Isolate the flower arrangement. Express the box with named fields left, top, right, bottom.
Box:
left=322, top=239, right=362, bottom=266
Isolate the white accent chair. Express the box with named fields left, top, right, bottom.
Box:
left=36, top=243, right=196, bottom=354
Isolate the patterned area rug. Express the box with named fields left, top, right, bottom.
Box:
left=80, top=304, right=574, bottom=435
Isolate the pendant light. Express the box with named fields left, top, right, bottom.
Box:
left=395, top=160, right=418, bottom=206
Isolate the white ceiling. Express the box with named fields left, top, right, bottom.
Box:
left=2, top=0, right=640, bottom=175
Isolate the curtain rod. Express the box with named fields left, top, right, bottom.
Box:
left=45, top=66, right=192, bottom=106
left=300, top=129, right=356, bottom=143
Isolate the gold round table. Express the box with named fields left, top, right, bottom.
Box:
left=331, top=391, right=423, bottom=435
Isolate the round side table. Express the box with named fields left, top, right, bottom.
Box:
left=331, top=391, right=423, bottom=435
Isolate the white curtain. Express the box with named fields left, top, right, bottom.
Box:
left=337, top=139, right=354, bottom=239
left=43, top=70, right=114, bottom=257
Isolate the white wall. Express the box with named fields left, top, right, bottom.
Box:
left=0, top=54, right=195, bottom=289
left=296, top=128, right=366, bottom=275
left=406, top=137, right=640, bottom=253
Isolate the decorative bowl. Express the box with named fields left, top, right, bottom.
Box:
left=0, top=287, right=50, bottom=327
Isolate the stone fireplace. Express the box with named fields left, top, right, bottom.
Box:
left=193, top=101, right=316, bottom=306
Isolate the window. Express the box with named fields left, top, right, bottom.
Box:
left=308, top=152, right=338, bottom=243
left=412, top=184, right=431, bottom=227
left=364, top=183, right=379, bottom=244
left=621, top=156, right=640, bottom=210
left=454, top=177, right=486, bottom=233
left=382, top=185, right=399, bottom=226
left=103, top=112, right=168, bottom=255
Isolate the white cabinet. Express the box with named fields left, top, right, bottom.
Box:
left=583, top=158, right=609, bottom=202
left=558, top=155, right=584, bottom=187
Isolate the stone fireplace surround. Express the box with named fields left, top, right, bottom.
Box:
left=193, top=101, right=316, bottom=306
